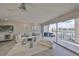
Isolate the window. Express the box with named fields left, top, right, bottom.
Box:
left=43, top=19, right=75, bottom=43
left=57, top=19, right=75, bottom=42
left=49, top=24, right=56, bottom=38
left=43, top=25, right=49, bottom=37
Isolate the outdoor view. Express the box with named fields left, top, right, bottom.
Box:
left=44, top=19, right=75, bottom=43
left=57, top=19, right=75, bottom=42
left=49, top=23, right=56, bottom=41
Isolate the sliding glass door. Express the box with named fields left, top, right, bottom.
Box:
left=44, top=19, right=76, bottom=43
left=57, top=19, right=75, bottom=43
left=49, top=24, right=56, bottom=41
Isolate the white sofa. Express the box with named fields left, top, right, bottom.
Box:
left=39, top=39, right=53, bottom=48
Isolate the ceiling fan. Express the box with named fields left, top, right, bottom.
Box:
left=7, top=3, right=42, bottom=12
left=17, top=3, right=42, bottom=12
left=7, top=3, right=30, bottom=12
left=18, top=3, right=27, bottom=11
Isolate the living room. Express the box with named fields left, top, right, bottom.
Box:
left=0, top=3, right=79, bottom=56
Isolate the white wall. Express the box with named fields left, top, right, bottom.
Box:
left=0, top=21, right=25, bottom=35
left=0, top=20, right=41, bottom=36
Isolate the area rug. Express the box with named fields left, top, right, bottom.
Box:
left=6, top=41, right=49, bottom=56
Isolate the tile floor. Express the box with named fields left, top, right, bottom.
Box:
left=0, top=39, right=78, bottom=56
left=33, top=42, right=78, bottom=56
left=0, top=40, right=16, bottom=56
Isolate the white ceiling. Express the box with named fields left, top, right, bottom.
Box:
left=0, top=3, right=79, bottom=24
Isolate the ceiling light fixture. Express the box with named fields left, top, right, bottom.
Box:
left=4, top=18, right=8, bottom=21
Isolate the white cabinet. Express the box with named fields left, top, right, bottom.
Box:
left=0, top=35, right=5, bottom=41
left=0, top=32, right=13, bottom=41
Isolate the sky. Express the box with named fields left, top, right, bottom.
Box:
left=49, top=19, right=75, bottom=29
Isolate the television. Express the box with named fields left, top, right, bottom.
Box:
left=0, top=25, right=14, bottom=32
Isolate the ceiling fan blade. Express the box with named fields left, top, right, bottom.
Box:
left=18, top=3, right=27, bottom=11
